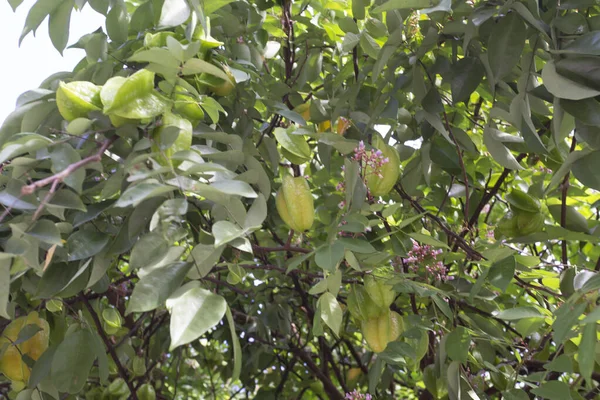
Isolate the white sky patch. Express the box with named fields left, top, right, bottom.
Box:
left=0, top=0, right=105, bottom=124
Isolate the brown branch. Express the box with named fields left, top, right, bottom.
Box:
left=394, top=184, right=484, bottom=260
left=79, top=293, right=138, bottom=400
left=444, top=113, right=470, bottom=226
left=466, top=153, right=527, bottom=229
left=202, top=275, right=249, bottom=296
left=22, top=136, right=117, bottom=196
left=561, top=137, right=577, bottom=266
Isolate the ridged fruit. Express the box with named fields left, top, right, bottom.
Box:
left=56, top=81, right=102, bottom=121
left=294, top=103, right=311, bottom=122
left=151, top=113, right=193, bottom=167
left=275, top=175, right=314, bottom=232
left=364, top=276, right=395, bottom=309
left=138, top=383, right=156, bottom=400
left=0, top=311, right=50, bottom=386
left=347, top=285, right=385, bottom=321
left=203, top=65, right=236, bottom=97
left=173, top=85, right=205, bottom=122
left=365, top=136, right=401, bottom=196
left=361, top=310, right=403, bottom=353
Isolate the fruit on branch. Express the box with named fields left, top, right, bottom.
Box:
left=347, top=285, right=385, bottom=321
left=0, top=311, right=50, bottom=387
left=172, top=85, right=205, bottom=122
left=138, top=383, right=156, bottom=400
left=364, top=275, right=395, bottom=309
left=294, top=102, right=311, bottom=122
left=151, top=112, right=193, bottom=167
left=56, top=81, right=102, bottom=121
left=505, top=189, right=541, bottom=213
left=497, top=190, right=545, bottom=238
left=202, top=65, right=236, bottom=97
left=361, top=310, right=403, bottom=353
left=365, top=135, right=401, bottom=196
left=275, top=174, right=314, bottom=232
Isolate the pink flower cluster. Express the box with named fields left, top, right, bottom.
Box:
left=352, top=141, right=389, bottom=179
left=337, top=141, right=389, bottom=209
left=406, top=241, right=451, bottom=282
left=345, top=390, right=372, bottom=400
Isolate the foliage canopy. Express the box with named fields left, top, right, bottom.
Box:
left=2, top=0, right=600, bottom=399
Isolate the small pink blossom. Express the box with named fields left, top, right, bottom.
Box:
left=345, top=390, right=372, bottom=400
left=405, top=241, right=451, bottom=282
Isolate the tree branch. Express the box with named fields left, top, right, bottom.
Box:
left=79, top=293, right=138, bottom=400
left=22, top=136, right=117, bottom=196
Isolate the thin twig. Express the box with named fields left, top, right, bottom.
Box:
left=22, top=136, right=117, bottom=196
left=79, top=293, right=138, bottom=400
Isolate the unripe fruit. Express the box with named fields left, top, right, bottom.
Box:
left=151, top=113, right=193, bottom=168
left=294, top=103, right=311, bottom=122
left=365, top=136, right=401, bottom=197
left=361, top=310, right=403, bottom=353
left=275, top=175, right=314, bottom=232
left=364, top=276, right=395, bottom=309
left=506, top=189, right=541, bottom=213
left=203, top=65, right=236, bottom=97
left=56, top=81, right=102, bottom=121
left=172, top=86, right=204, bottom=122
left=138, top=383, right=156, bottom=400
left=347, top=285, right=385, bottom=321
left=0, top=312, right=50, bottom=386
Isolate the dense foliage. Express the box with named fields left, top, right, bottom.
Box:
left=2, top=0, right=600, bottom=399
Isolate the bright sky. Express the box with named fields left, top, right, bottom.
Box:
left=0, top=0, right=105, bottom=125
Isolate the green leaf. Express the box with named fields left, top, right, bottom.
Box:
left=578, top=323, right=596, bottom=384
left=48, top=0, right=73, bottom=54
left=547, top=205, right=589, bottom=233
left=225, top=306, right=242, bottom=382
left=19, top=0, right=63, bottom=44
left=126, top=262, right=191, bottom=314
left=553, top=302, right=586, bottom=343
left=181, top=58, right=230, bottom=81
left=487, top=12, right=526, bottom=82
left=50, top=144, right=84, bottom=193
left=51, top=330, right=96, bottom=394
left=28, top=345, right=56, bottom=388
left=488, top=256, right=515, bottom=292
left=561, top=98, right=600, bottom=126
left=446, top=326, right=471, bottom=364
left=106, top=1, right=129, bottom=43
left=408, top=232, right=450, bottom=249
left=531, top=381, right=572, bottom=400
left=372, top=0, right=440, bottom=13
left=495, top=307, right=544, bottom=320
left=273, top=128, right=311, bottom=161
left=379, top=341, right=417, bottom=364
left=446, top=360, right=461, bottom=400
left=451, top=57, right=485, bottom=104
left=26, top=219, right=62, bottom=245
left=244, top=194, right=267, bottom=230
left=318, top=292, right=342, bottom=336
left=158, top=0, right=190, bottom=28
left=212, top=221, right=244, bottom=247
left=571, top=151, right=600, bottom=191
left=166, top=281, right=227, bottom=350
left=114, top=182, right=175, bottom=208
left=67, top=231, right=109, bottom=261
left=129, top=232, right=170, bottom=270
left=187, top=244, right=224, bottom=279
left=315, top=242, right=345, bottom=272
left=0, top=133, right=53, bottom=164
left=483, top=127, right=524, bottom=170
left=562, top=31, right=600, bottom=56
left=542, top=60, right=600, bottom=100
left=0, top=258, right=9, bottom=319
